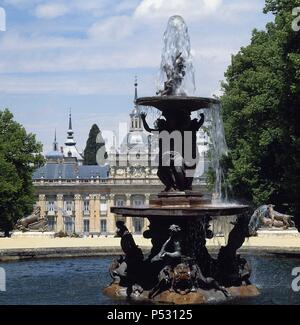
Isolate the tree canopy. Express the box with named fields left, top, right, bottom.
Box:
left=221, top=0, right=300, bottom=227
left=83, top=124, right=101, bottom=165
left=0, top=109, right=44, bottom=235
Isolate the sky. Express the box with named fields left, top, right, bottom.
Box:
left=0, top=0, right=273, bottom=154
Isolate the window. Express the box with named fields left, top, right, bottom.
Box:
left=100, top=203, right=107, bottom=212
left=48, top=216, right=55, bottom=231
left=100, top=219, right=107, bottom=233
left=66, top=201, right=73, bottom=212
left=133, top=197, right=144, bottom=207
left=133, top=218, right=144, bottom=234
left=116, top=199, right=125, bottom=207
left=64, top=216, right=74, bottom=234
left=83, top=201, right=89, bottom=212
left=47, top=201, right=55, bottom=212
left=83, top=219, right=90, bottom=233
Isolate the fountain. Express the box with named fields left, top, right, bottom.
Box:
left=104, top=16, right=260, bottom=304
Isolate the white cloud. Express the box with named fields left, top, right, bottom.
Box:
left=88, top=15, right=135, bottom=41
left=35, top=3, right=70, bottom=19
left=115, top=0, right=140, bottom=14
left=0, top=0, right=268, bottom=95
left=134, top=0, right=223, bottom=21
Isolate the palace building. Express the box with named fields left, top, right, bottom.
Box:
left=32, top=81, right=209, bottom=236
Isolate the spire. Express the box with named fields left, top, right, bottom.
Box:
left=68, top=108, right=72, bottom=131
left=65, top=109, right=76, bottom=146
left=53, top=129, right=58, bottom=151
left=130, top=76, right=142, bottom=131
left=63, top=110, right=83, bottom=163
left=134, top=76, right=138, bottom=103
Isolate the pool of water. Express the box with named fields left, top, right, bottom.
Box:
left=0, top=255, right=299, bottom=305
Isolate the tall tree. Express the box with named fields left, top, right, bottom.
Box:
left=0, top=109, right=44, bottom=235
left=221, top=0, right=300, bottom=228
left=83, top=124, right=101, bottom=165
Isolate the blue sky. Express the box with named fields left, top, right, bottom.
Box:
left=0, top=0, right=273, bottom=154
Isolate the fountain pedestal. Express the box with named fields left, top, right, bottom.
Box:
left=104, top=193, right=259, bottom=304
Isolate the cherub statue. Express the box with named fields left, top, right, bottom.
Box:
left=141, top=113, right=186, bottom=191
left=151, top=224, right=182, bottom=264
left=157, top=52, right=187, bottom=96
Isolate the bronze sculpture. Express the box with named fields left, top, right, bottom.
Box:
left=141, top=112, right=204, bottom=192
left=156, top=52, right=186, bottom=96
left=106, top=15, right=260, bottom=304
left=14, top=205, right=48, bottom=232
left=109, top=221, right=144, bottom=296
left=147, top=224, right=228, bottom=298
left=248, top=205, right=295, bottom=236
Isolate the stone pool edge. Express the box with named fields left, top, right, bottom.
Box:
left=0, top=246, right=300, bottom=262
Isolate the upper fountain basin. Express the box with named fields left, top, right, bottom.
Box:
left=136, top=96, right=220, bottom=113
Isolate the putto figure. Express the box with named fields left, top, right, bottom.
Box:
left=157, top=52, right=186, bottom=96
left=141, top=112, right=204, bottom=192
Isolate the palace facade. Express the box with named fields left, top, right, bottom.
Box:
left=33, top=82, right=210, bottom=235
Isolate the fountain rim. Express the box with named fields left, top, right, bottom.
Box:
left=136, top=96, right=220, bottom=112
left=111, top=204, right=249, bottom=218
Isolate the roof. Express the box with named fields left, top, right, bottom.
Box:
left=32, top=163, right=110, bottom=180
left=62, top=146, right=84, bottom=161
left=45, top=150, right=64, bottom=159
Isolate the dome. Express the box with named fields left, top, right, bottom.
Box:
left=130, top=107, right=139, bottom=117
left=121, top=131, right=149, bottom=153
left=45, top=150, right=64, bottom=160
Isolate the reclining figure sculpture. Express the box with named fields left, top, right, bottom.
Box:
left=14, top=205, right=48, bottom=232
left=248, top=204, right=295, bottom=236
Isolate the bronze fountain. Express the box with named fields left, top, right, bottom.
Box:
left=104, top=16, right=260, bottom=304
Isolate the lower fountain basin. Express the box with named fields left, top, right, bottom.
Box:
left=136, top=96, right=219, bottom=112
left=111, top=203, right=249, bottom=219
left=103, top=283, right=260, bottom=305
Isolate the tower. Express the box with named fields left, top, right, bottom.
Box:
left=63, top=109, right=84, bottom=165
left=65, top=109, right=76, bottom=147
left=129, top=77, right=143, bottom=131
left=45, top=129, right=64, bottom=162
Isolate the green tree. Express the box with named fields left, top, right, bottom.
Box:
left=221, top=0, right=300, bottom=228
left=0, top=109, right=44, bottom=236
left=83, top=124, right=101, bottom=165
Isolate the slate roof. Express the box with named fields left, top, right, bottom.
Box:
left=32, top=163, right=110, bottom=180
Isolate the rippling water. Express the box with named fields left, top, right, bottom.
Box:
left=0, top=255, right=299, bottom=305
